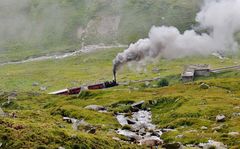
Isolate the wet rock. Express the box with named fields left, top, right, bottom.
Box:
left=131, top=110, right=155, bottom=131
left=185, top=144, right=195, bottom=147
left=139, top=136, right=163, bottom=146
left=228, top=132, right=239, bottom=137
left=63, top=117, right=72, bottom=123
left=163, top=142, right=183, bottom=149
left=63, top=117, right=88, bottom=131
left=199, top=140, right=227, bottom=149
left=117, top=129, right=142, bottom=141
left=116, top=109, right=162, bottom=146
left=149, top=100, right=158, bottom=105
left=201, top=126, right=208, bottom=130
left=126, top=118, right=136, bottom=125
left=0, top=107, right=5, bottom=117
left=131, top=101, right=144, bottom=109
left=216, top=115, right=226, bottom=122
left=84, top=105, right=106, bottom=111
left=151, top=131, right=161, bottom=137
left=87, top=127, right=96, bottom=134
left=116, top=114, right=128, bottom=126
left=200, top=83, right=210, bottom=89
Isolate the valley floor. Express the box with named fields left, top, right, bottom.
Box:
left=0, top=47, right=240, bottom=148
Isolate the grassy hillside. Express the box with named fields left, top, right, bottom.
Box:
left=0, top=47, right=240, bottom=148
left=1, top=0, right=240, bottom=148
left=0, top=0, right=200, bottom=63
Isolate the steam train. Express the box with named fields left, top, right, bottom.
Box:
left=49, top=80, right=118, bottom=95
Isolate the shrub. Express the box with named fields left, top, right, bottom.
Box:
left=157, top=79, right=169, bottom=87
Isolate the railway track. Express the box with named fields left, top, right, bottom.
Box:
left=211, top=65, right=240, bottom=73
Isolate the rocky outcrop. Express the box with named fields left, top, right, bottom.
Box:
left=84, top=105, right=107, bottom=112
left=199, top=140, right=227, bottom=149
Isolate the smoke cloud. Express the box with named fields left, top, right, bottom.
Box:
left=113, top=0, right=240, bottom=73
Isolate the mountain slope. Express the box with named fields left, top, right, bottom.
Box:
left=0, top=0, right=200, bottom=63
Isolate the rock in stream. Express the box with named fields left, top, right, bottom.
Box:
left=116, top=110, right=163, bottom=147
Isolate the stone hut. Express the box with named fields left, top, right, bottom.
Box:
left=181, top=64, right=210, bottom=82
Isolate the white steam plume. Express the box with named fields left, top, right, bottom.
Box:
left=113, top=0, right=240, bottom=73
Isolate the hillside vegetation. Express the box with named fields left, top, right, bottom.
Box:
left=1, top=0, right=240, bottom=149
left=0, top=47, right=240, bottom=148
left=0, top=0, right=200, bottom=63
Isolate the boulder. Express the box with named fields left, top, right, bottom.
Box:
left=151, top=131, right=161, bottom=137
left=126, top=118, right=136, bottom=125
left=228, top=132, right=239, bottom=137
left=212, top=125, right=223, bottom=131
left=112, top=137, right=121, bottom=141
left=162, top=142, right=183, bottom=149
left=117, top=129, right=142, bottom=141
left=216, top=115, right=226, bottom=122
left=139, top=136, right=163, bottom=146
left=116, top=114, right=128, bottom=126
left=32, top=82, right=39, bottom=86
left=200, top=83, right=210, bottom=89
left=199, top=140, right=227, bottom=149
left=40, top=86, right=47, bottom=91
left=87, top=127, right=96, bottom=134
left=7, top=95, right=17, bottom=101
left=84, top=105, right=106, bottom=111
left=175, top=134, right=184, bottom=139
left=131, top=101, right=144, bottom=109
left=201, top=126, right=208, bottom=130
left=62, top=117, right=88, bottom=131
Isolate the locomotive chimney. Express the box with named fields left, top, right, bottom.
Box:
left=113, top=69, right=117, bottom=82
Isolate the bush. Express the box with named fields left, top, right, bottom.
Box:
left=157, top=79, right=169, bottom=87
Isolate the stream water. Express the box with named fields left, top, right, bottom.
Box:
left=0, top=44, right=127, bottom=66
left=116, top=110, right=163, bottom=146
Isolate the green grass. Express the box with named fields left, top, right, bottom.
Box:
left=0, top=46, right=240, bottom=148
left=0, top=0, right=240, bottom=148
